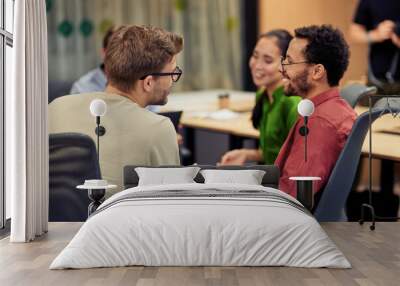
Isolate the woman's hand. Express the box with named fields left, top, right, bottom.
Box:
left=219, top=149, right=248, bottom=165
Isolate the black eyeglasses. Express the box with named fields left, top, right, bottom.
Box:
left=280, top=56, right=309, bottom=71
left=140, top=66, right=183, bottom=82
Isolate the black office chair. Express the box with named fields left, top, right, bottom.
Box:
left=159, top=111, right=182, bottom=128
left=49, top=133, right=101, bottom=221
left=159, top=111, right=193, bottom=165
left=48, top=80, right=74, bottom=104
left=340, top=83, right=377, bottom=108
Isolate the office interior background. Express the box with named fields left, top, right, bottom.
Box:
left=46, top=0, right=369, bottom=93
left=2, top=0, right=399, bottom=230
left=46, top=0, right=399, bottom=221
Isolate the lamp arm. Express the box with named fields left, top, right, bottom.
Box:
left=304, top=116, right=308, bottom=162
left=96, top=116, right=100, bottom=163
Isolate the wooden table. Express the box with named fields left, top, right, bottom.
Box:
left=356, top=106, right=400, bottom=162
left=1, top=222, right=400, bottom=286
left=163, top=90, right=259, bottom=160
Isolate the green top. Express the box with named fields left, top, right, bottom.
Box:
left=257, top=86, right=301, bottom=164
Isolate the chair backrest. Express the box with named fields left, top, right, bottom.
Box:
left=159, top=111, right=183, bottom=131
left=159, top=110, right=194, bottom=165
left=48, top=80, right=73, bottom=104
left=340, top=83, right=377, bottom=108
left=49, top=132, right=101, bottom=222
left=314, top=108, right=393, bottom=221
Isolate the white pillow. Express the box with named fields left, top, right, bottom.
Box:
left=135, top=167, right=201, bottom=186
left=200, top=169, right=266, bottom=185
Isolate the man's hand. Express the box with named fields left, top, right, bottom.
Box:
left=219, top=149, right=248, bottom=166
left=369, top=20, right=395, bottom=43
left=391, top=33, right=400, bottom=48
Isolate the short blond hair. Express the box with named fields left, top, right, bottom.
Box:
left=104, top=25, right=183, bottom=92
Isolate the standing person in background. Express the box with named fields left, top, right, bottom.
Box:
left=70, top=26, right=115, bottom=94
left=349, top=0, right=400, bottom=218
left=219, top=30, right=300, bottom=165
left=349, top=0, right=400, bottom=94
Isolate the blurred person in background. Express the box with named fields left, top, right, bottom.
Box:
left=350, top=0, right=400, bottom=94
left=70, top=26, right=115, bottom=94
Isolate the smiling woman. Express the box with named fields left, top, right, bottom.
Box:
left=219, top=30, right=301, bottom=166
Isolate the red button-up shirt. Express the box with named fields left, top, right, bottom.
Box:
left=274, top=88, right=357, bottom=198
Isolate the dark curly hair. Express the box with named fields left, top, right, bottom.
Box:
left=251, top=29, right=293, bottom=129
left=294, top=25, right=349, bottom=86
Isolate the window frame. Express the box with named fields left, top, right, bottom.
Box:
left=0, top=0, right=13, bottom=231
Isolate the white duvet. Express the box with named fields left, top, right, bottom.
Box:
left=50, top=183, right=351, bottom=269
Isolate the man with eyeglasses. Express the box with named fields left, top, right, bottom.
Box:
left=49, top=25, right=183, bottom=197
left=275, top=25, right=357, bottom=200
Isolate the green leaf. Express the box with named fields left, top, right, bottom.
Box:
left=80, top=19, right=94, bottom=37
left=226, top=17, right=238, bottom=32
left=175, top=0, right=187, bottom=11
left=58, top=20, right=74, bottom=37
left=99, top=19, right=114, bottom=35
left=46, top=0, right=52, bottom=13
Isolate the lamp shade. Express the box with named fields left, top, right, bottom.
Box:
left=297, top=99, right=315, bottom=117
left=90, top=99, right=107, bottom=117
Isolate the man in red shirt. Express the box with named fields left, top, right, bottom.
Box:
left=275, top=25, right=357, bottom=198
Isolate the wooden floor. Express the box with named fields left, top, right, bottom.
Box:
left=1, top=222, right=400, bottom=286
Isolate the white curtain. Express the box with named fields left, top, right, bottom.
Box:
left=7, top=0, right=49, bottom=242
left=47, top=0, right=244, bottom=91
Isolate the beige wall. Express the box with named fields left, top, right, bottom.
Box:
left=258, top=0, right=368, bottom=85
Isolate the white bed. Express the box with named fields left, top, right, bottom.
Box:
left=50, top=182, right=350, bottom=269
